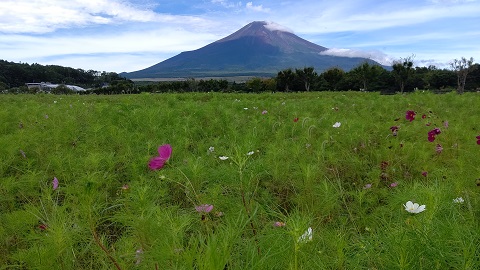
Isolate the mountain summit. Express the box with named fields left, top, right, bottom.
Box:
left=124, top=21, right=380, bottom=78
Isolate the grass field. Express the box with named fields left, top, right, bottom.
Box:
left=1, top=91, right=479, bottom=269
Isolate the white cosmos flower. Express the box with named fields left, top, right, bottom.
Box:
left=247, top=151, right=255, bottom=156
left=332, top=122, right=341, bottom=128
left=219, top=156, right=229, bottom=160
left=297, top=227, right=313, bottom=243
left=208, top=146, right=215, bottom=153
left=453, top=197, right=464, bottom=203
left=404, top=201, right=426, bottom=214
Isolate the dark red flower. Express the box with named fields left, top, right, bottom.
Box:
left=294, top=117, right=299, bottom=122
left=422, top=114, right=427, bottom=119
left=477, top=135, right=480, bottom=145
left=405, top=110, right=416, bottom=122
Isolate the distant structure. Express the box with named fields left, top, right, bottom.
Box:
left=26, top=82, right=86, bottom=92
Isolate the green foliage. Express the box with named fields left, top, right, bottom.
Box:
left=0, top=91, right=479, bottom=269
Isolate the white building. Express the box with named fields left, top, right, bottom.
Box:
left=26, top=82, right=86, bottom=92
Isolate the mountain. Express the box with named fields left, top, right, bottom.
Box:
left=124, top=21, right=382, bottom=79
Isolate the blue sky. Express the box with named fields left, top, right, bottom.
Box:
left=0, top=0, right=479, bottom=73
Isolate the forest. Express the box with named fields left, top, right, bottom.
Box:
left=1, top=58, right=479, bottom=94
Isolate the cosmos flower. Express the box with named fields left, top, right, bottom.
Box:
left=404, top=201, right=426, bottom=214
left=148, top=144, right=172, bottom=170
left=476, top=135, right=480, bottom=145
left=195, top=204, right=214, bottom=213
left=208, top=146, right=215, bottom=154
left=390, top=182, right=398, bottom=188
left=390, top=126, right=399, bottom=136
left=219, top=156, right=229, bottom=160
left=405, top=110, right=416, bottom=122
left=332, top=122, right=341, bottom=128
left=435, top=144, right=443, bottom=154
left=273, top=221, right=286, bottom=227
left=421, top=171, right=428, bottom=177
left=294, top=117, right=299, bottom=122
left=247, top=151, right=255, bottom=156
left=453, top=197, right=464, bottom=203
left=427, top=128, right=441, bottom=142
left=363, top=183, right=372, bottom=189
left=52, top=177, right=59, bottom=190
left=298, top=227, right=313, bottom=243
left=262, top=110, right=268, bottom=114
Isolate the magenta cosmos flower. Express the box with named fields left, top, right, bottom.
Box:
left=477, top=135, right=480, bottom=145
left=148, top=144, right=172, bottom=170
left=427, top=128, right=441, bottom=142
left=195, top=204, right=214, bottom=213
left=405, top=110, right=416, bottom=122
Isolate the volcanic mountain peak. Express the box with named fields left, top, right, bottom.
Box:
left=216, top=21, right=326, bottom=53
left=123, top=21, right=382, bottom=79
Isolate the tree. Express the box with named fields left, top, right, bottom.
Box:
left=322, top=67, right=345, bottom=91
left=350, top=61, right=378, bottom=91
left=295, top=67, right=317, bottom=91
left=450, top=57, right=475, bottom=94
left=276, top=68, right=295, bottom=92
left=392, top=55, right=414, bottom=93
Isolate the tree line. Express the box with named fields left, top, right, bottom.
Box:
left=1, top=57, right=478, bottom=94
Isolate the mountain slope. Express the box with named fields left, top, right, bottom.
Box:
left=124, top=21, right=381, bottom=78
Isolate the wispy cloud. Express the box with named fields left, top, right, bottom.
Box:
left=319, top=48, right=394, bottom=66
left=246, top=2, right=271, bottom=12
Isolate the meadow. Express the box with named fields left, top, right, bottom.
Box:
left=0, top=91, right=479, bottom=269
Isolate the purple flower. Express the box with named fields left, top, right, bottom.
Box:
left=148, top=144, right=172, bottom=170
left=195, top=204, right=214, bottom=213
left=422, top=171, right=428, bottom=177
left=405, top=110, right=416, bottom=122
left=52, top=177, right=59, bottom=190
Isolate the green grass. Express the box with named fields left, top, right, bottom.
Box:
left=1, top=91, right=479, bottom=269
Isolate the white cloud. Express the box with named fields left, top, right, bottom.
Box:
left=264, top=21, right=293, bottom=33
left=319, top=48, right=394, bottom=66
left=246, top=2, right=271, bottom=12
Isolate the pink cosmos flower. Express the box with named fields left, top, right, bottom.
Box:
left=476, top=135, right=480, bottom=145
left=405, top=110, right=416, bottom=122
left=273, top=221, right=286, bottom=227
left=262, top=110, right=268, bottom=115
left=435, top=144, right=443, bottom=154
left=422, top=114, right=427, bottom=119
left=195, top=204, right=214, bottom=213
left=52, top=177, right=59, bottom=190
left=390, top=182, right=398, bottom=188
left=148, top=144, right=172, bottom=170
